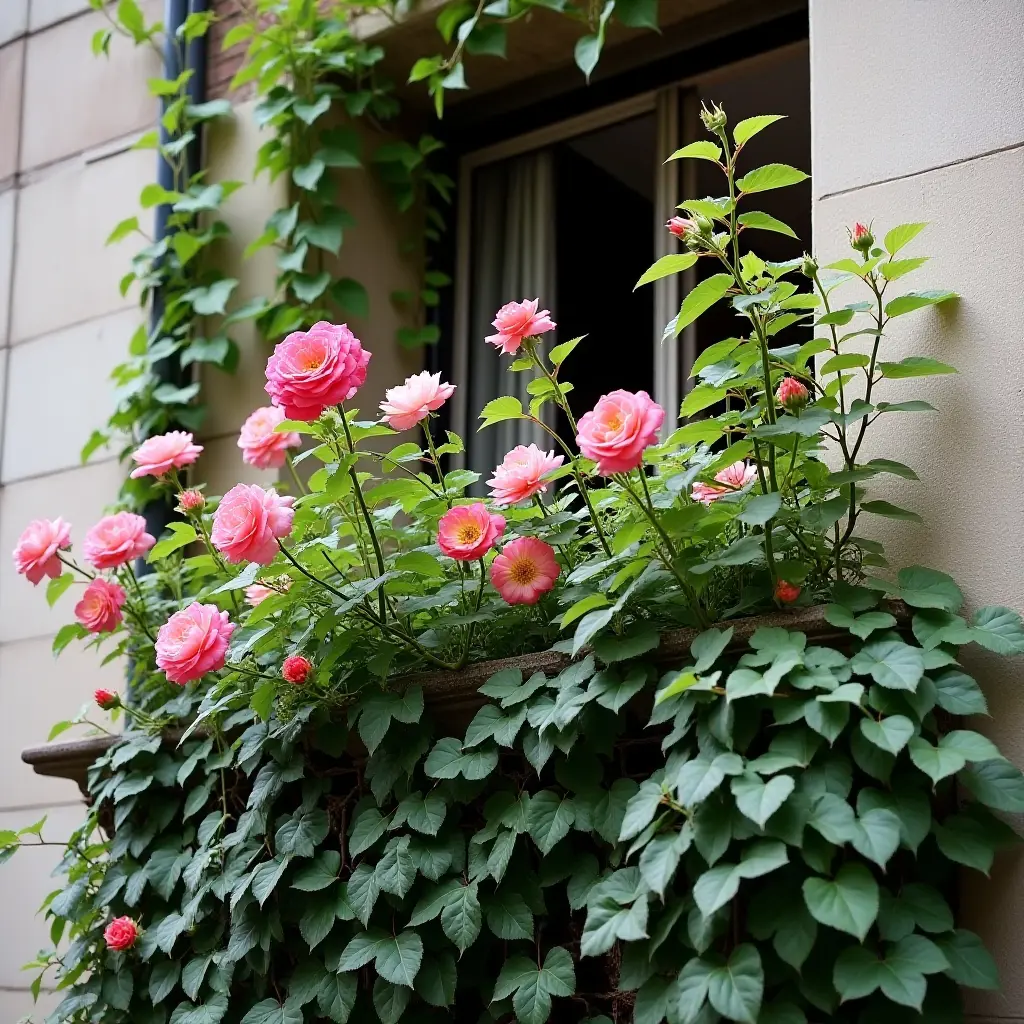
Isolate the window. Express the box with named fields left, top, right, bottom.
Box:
left=448, top=43, right=810, bottom=477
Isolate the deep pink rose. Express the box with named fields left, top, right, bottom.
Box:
left=104, top=917, right=139, bottom=951
left=282, top=655, right=312, bottom=684
left=13, top=518, right=71, bottom=585
left=94, top=688, right=120, bottom=711
left=437, top=503, right=505, bottom=561
left=264, top=321, right=370, bottom=421
left=691, top=461, right=758, bottom=505
left=776, top=376, right=809, bottom=413
left=82, top=512, right=155, bottom=570
left=490, top=537, right=560, bottom=605
left=379, top=371, right=456, bottom=430
left=667, top=216, right=695, bottom=239
left=211, top=484, right=295, bottom=565
left=775, top=580, right=801, bottom=604
left=74, top=578, right=126, bottom=634
left=129, top=431, right=203, bottom=479
left=487, top=445, right=564, bottom=506
left=485, top=299, right=556, bottom=355
left=155, top=602, right=235, bottom=685
left=576, top=390, right=665, bottom=475
left=238, top=406, right=301, bottom=470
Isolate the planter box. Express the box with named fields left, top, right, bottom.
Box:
left=21, top=603, right=906, bottom=797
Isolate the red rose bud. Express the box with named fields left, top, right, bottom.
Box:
left=94, top=688, right=120, bottom=711
left=104, top=916, right=139, bottom=951
left=666, top=216, right=694, bottom=239
left=282, top=655, right=312, bottom=685
left=775, top=581, right=801, bottom=604
left=849, top=221, right=873, bottom=253
left=176, top=489, right=205, bottom=514
left=776, top=376, right=809, bottom=413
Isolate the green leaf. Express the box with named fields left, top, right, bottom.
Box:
left=707, top=945, right=764, bottom=1024
left=479, top=395, right=524, bottom=428
left=330, top=277, right=370, bottom=317
left=240, top=999, right=303, bottom=1024
left=573, top=0, right=613, bottom=80
left=185, top=278, right=238, bottom=315
left=736, top=163, right=808, bottom=193
left=675, top=274, right=733, bottom=335
left=733, top=114, right=785, bottom=146
left=802, top=863, right=879, bottom=941
left=425, top=737, right=499, bottom=780
left=730, top=773, right=794, bottom=828
left=45, top=573, right=74, bottom=607
left=276, top=809, right=329, bottom=858
left=548, top=336, right=583, bottom=365
left=736, top=210, right=796, bottom=238
left=638, top=828, right=691, bottom=899
left=883, top=222, right=927, bottom=255
left=969, top=605, right=1024, bottom=655
left=293, top=159, right=326, bottom=191
left=877, top=356, right=956, bottom=378
left=880, top=256, right=930, bottom=280
left=415, top=951, right=457, bottom=1006
left=376, top=931, right=423, bottom=988
left=941, top=729, right=1002, bottom=764
left=859, top=715, right=915, bottom=755
left=149, top=961, right=181, bottom=1004
left=852, top=808, right=901, bottom=869
left=884, top=289, right=957, bottom=317
left=527, top=791, right=575, bottom=854
left=960, top=759, right=1024, bottom=812
left=666, top=140, right=723, bottom=163
left=738, top=492, right=781, bottom=527
left=908, top=737, right=967, bottom=784
left=299, top=898, right=337, bottom=950
left=486, top=887, right=534, bottom=940
left=937, top=929, right=999, bottom=989
left=148, top=522, right=199, bottom=561
left=440, top=882, right=482, bottom=952
left=319, top=973, right=357, bottom=1022
left=850, top=641, right=923, bottom=691
left=891, top=566, right=964, bottom=611
left=861, top=499, right=922, bottom=523
left=635, top=253, right=698, bottom=289
left=292, top=850, right=340, bottom=892
left=106, top=216, right=140, bottom=244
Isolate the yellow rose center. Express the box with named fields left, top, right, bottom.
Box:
left=605, top=414, right=623, bottom=433
left=457, top=523, right=482, bottom=545
left=301, top=353, right=325, bottom=371
left=508, top=556, right=538, bottom=585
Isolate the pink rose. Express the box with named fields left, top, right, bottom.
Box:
left=576, top=390, right=665, bottom=475
left=211, top=484, right=295, bottom=565
left=82, top=512, right=155, bottom=570
left=13, top=518, right=71, bottom=585
left=491, top=537, right=560, bottom=605
left=379, top=371, right=456, bottom=430
left=177, top=489, right=205, bottom=514
left=155, top=602, right=235, bottom=685
left=104, top=917, right=139, bottom=952
left=667, top=216, right=695, bottom=239
left=775, top=580, right=801, bottom=604
left=776, top=376, right=809, bottom=413
left=487, top=445, right=564, bottom=506
left=282, top=654, right=312, bottom=684
left=264, top=321, right=370, bottom=421
left=238, top=406, right=301, bottom=470
left=485, top=299, right=556, bottom=355
left=850, top=221, right=873, bottom=252
left=437, top=503, right=505, bottom=561
left=245, top=584, right=275, bottom=607
left=94, top=688, right=120, bottom=711
left=129, top=431, right=203, bottom=479
left=691, top=461, right=758, bottom=505
left=74, top=578, right=126, bottom=634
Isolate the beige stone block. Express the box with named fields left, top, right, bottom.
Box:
left=0, top=803, right=86, bottom=991
left=809, top=0, right=1024, bottom=197
left=0, top=188, right=13, bottom=344
left=0, top=39, right=24, bottom=183
left=21, top=2, right=160, bottom=172
left=28, top=0, right=88, bottom=32
left=196, top=433, right=279, bottom=496
left=0, top=987, right=60, bottom=1022
left=0, top=635, right=121, bottom=810
left=0, top=0, right=27, bottom=47
left=0, top=458, right=124, bottom=643
left=11, top=145, right=149, bottom=343
left=2, top=309, right=137, bottom=482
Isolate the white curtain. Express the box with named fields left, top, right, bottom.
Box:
left=467, top=150, right=557, bottom=483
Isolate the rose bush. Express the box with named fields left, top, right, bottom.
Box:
left=5, top=108, right=1024, bottom=1024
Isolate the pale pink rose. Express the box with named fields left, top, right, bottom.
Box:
left=379, top=371, right=456, bottom=430
left=576, top=390, right=665, bottom=475
left=211, top=484, right=295, bottom=565
left=691, top=461, right=758, bottom=505
left=485, top=299, right=556, bottom=355
left=490, top=537, right=560, bottom=605
left=245, top=584, right=276, bottom=607
left=82, top=512, right=155, bottom=570
left=155, top=602, right=235, bottom=685
left=74, top=578, right=126, bottom=634
left=13, top=518, right=71, bottom=585
left=264, top=321, right=370, bottom=421
left=487, top=445, right=564, bottom=506
left=238, top=406, right=301, bottom=470
left=437, top=503, right=505, bottom=561
left=667, top=216, right=695, bottom=239
left=177, top=489, right=205, bottom=514
left=129, top=431, right=203, bottom=479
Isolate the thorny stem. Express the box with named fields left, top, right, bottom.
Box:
left=422, top=419, right=452, bottom=507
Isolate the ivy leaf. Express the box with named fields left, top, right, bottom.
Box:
left=852, top=808, right=901, bottom=869
left=344, top=863, right=380, bottom=926
left=850, top=641, right=923, bottom=691
left=936, top=929, right=1000, bottom=989
left=299, top=898, right=337, bottom=950
left=968, top=605, right=1024, bottom=655
left=619, top=780, right=663, bottom=841
left=292, top=850, right=340, bottom=892
left=907, top=737, right=966, bottom=784
left=149, top=961, right=181, bottom=1004
left=318, top=973, right=357, bottom=1022
left=415, top=951, right=458, bottom=1006
left=859, top=715, right=915, bottom=755
left=425, top=737, right=499, bottom=780
left=485, top=887, right=534, bottom=940
left=959, top=759, right=1024, bottom=812
left=730, top=772, right=795, bottom=828
left=239, top=999, right=303, bottom=1024
left=707, top=944, right=764, bottom=1024
left=376, top=837, right=417, bottom=898
left=638, top=828, right=691, bottom=899
left=526, top=791, right=576, bottom=854
left=440, top=882, right=482, bottom=953
left=275, top=809, right=328, bottom=858
left=802, top=863, right=879, bottom=941
left=581, top=896, right=649, bottom=956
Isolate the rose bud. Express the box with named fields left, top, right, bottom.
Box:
left=849, top=221, right=874, bottom=254
left=94, top=688, right=120, bottom=711
left=666, top=216, right=694, bottom=239
left=282, top=655, right=312, bottom=685
left=776, top=376, right=809, bottom=414
left=775, top=580, right=801, bottom=604
left=176, top=489, right=205, bottom=514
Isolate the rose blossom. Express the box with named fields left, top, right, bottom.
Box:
left=245, top=578, right=291, bottom=607
left=775, top=580, right=801, bottom=604
left=238, top=405, right=301, bottom=469
left=211, top=484, right=295, bottom=565
left=155, top=602, right=235, bottom=685
left=75, top=579, right=126, bottom=634
left=485, top=299, right=556, bottom=355
left=129, top=431, right=203, bottom=479
left=282, top=655, right=312, bottom=684
left=177, top=489, right=205, bottom=514
left=104, top=917, right=139, bottom=952
left=667, top=216, right=695, bottom=239
left=491, top=537, right=560, bottom=606
left=776, top=376, right=809, bottom=413
left=95, top=688, right=120, bottom=711
left=487, top=445, right=564, bottom=506
left=379, top=371, right=456, bottom=430
left=437, top=503, right=505, bottom=561
left=13, top=518, right=71, bottom=585
left=576, top=390, right=665, bottom=475
left=264, top=321, right=370, bottom=421
left=82, top=512, right=155, bottom=570
left=691, top=461, right=759, bottom=505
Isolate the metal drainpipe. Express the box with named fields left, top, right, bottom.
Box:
left=139, top=0, right=209, bottom=556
